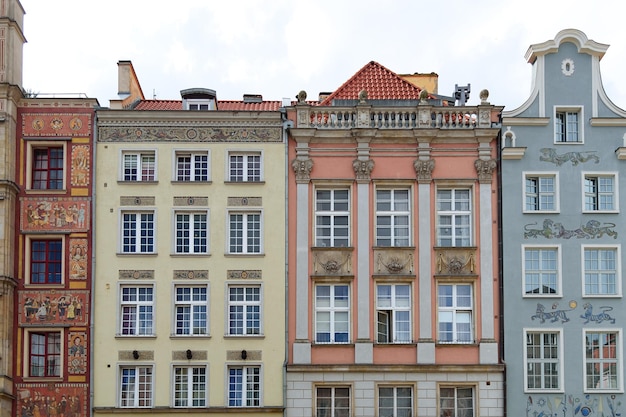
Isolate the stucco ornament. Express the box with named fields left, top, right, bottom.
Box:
left=474, top=158, right=497, bottom=183
left=419, top=89, right=429, bottom=104
left=358, top=89, right=368, bottom=104
left=479, top=89, right=489, bottom=104
left=296, top=90, right=307, bottom=104
left=291, top=157, right=313, bottom=182
left=561, top=58, right=575, bottom=76
left=352, top=158, right=374, bottom=181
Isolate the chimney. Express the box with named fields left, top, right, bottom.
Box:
left=110, top=60, right=145, bottom=109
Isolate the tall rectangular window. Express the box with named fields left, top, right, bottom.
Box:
left=173, top=366, right=207, bottom=407
left=228, top=286, right=261, bottom=335
left=120, top=366, right=153, bottom=407
left=315, top=189, right=350, bottom=247
left=439, top=386, right=474, bottom=417
left=122, top=212, right=155, bottom=253
left=120, top=286, right=154, bottom=336
left=228, top=152, right=261, bottom=182
left=376, top=284, right=411, bottom=343
left=29, top=331, right=61, bottom=377
left=315, top=284, right=349, bottom=344
left=438, top=284, right=473, bottom=344
left=378, top=386, right=413, bottom=417
left=30, top=239, right=62, bottom=284
left=176, top=152, right=208, bottom=181
left=584, top=175, right=615, bottom=211
left=32, top=147, right=64, bottom=189
left=437, top=189, right=471, bottom=247
left=316, top=386, right=350, bottom=417
left=584, top=247, right=618, bottom=296
left=376, top=189, right=410, bottom=246
left=123, top=152, right=156, bottom=181
left=524, top=247, right=559, bottom=295
left=174, top=286, right=208, bottom=336
left=525, top=175, right=556, bottom=212
left=525, top=331, right=561, bottom=391
left=228, top=366, right=260, bottom=407
left=175, top=212, right=208, bottom=254
left=555, top=110, right=580, bottom=142
left=585, top=331, right=620, bottom=390
left=228, top=212, right=261, bottom=254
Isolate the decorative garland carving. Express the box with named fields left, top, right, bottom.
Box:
left=436, top=250, right=475, bottom=275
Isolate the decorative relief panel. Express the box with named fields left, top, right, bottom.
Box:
left=120, top=196, right=155, bottom=206
left=373, top=248, right=415, bottom=275
left=173, top=270, right=209, bottom=280
left=227, top=270, right=262, bottom=280
left=312, top=248, right=352, bottom=276
left=16, top=384, right=88, bottom=417
left=21, top=197, right=90, bottom=232
left=435, top=247, right=477, bottom=276
left=23, top=113, right=92, bottom=137
left=98, top=126, right=281, bottom=143
left=173, top=196, right=208, bottom=206
left=226, top=350, right=262, bottom=361
left=118, top=350, right=154, bottom=361
left=20, top=290, right=89, bottom=326
left=69, top=238, right=88, bottom=280
left=172, top=350, right=208, bottom=360
left=70, top=145, right=90, bottom=187
left=68, top=331, right=88, bottom=374
left=227, top=196, right=261, bottom=207
left=118, top=270, right=154, bottom=280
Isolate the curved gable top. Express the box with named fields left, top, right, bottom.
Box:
left=524, top=28, right=609, bottom=63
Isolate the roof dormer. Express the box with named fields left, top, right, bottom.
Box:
left=181, top=88, right=217, bottom=111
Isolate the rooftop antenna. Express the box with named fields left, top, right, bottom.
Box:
left=453, top=84, right=470, bottom=106
left=153, top=89, right=157, bottom=100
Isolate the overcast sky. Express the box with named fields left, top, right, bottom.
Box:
left=20, top=0, right=626, bottom=111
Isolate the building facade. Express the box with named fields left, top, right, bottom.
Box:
left=502, top=29, right=626, bottom=417
left=92, top=62, right=286, bottom=417
left=286, top=62, right=504, bottom=417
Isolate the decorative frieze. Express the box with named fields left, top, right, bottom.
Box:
left=172, top=350, right=208, bottom=360
left=120, top=196, right=155, bottom=206
left=227, top=196, right=261, bottom=207
left=119, top=270, right=154, bottom=280
left=226, top=350, right=262, bottom=361
left=173, top=196, right=208, bottom=206
left=119, top=350, right=154, bottom=361
left=173, top=270, right=209, bottom=280
left=227, top=270, right=262, bottom=280
left=98, top=126, right=282, bottom=143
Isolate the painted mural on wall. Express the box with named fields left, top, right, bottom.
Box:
left=19, top=290, right=88, bottom=326
left=68, top=331, right=87, bottom=375
left=526, top=394, right=621, bottom=417
left=21, top=198, right=90, bottom=232
left=540, top=147, right=600, bottom=166
left=17, top=383, right=88, bottom=417
left=22, top=113, right=92, bottom=137
left=524, top=219, right=617, bottom=239
left=530, top=301, right=616, bottom=325
left=69, top=239, right=88, bottom=280
left=70, top=145, right=90, bottom=187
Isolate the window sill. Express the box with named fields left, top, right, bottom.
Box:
left=224, top=181, right=265, bottom=185
left=436, top=341, right=477, bottom=347
left=224, top=253, right=265, bottom=257
left=117, top=180, right=159, bottom=185
left=117, top=252, right=158, bottom=257
left=25, top=189, right=67, bottom=194
left=170, top=253, right=211, bottom=257
left=582, top=210, right=619, bottom=214
left=115, top=334, right=157, bottom=339
left=223, top=334, right=265, bottom=339
left=23, top=377, right=64, bottom=382
left=170, top=334, right=211, bottom=339
left=171, top=180, right=212, bottom=185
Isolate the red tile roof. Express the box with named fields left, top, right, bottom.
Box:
left=132, top=99, right=285, bottom=111
left=319, top=61, right=427, bottom=105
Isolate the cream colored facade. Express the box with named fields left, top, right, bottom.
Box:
left=93, top=83, right=286, bottom=415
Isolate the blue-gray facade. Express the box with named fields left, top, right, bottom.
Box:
left=502, top=29, right=626, bottom=417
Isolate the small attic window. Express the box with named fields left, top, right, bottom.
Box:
left=181, top=88, right=217, bottom=111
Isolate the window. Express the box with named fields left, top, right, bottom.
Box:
left=173, top=366, right=207, bottom=407
left=436, top=189, right=471, bottom=247
left=376, top=189, right=410, bottom=246
left=315, top=284, right=349, bottom=344
left=439, top=386, right=474, bottom=417
left=584, top=174, right=616, bottom=212
left=30, top=239, right=62, bottom=284
left=121, top=211, right=155, bottom=253
left=315, top=189, right=350, bottom=247
left=228, top=366, right=260, bottom=407
left=120, top=366, right=153, bottom=407
left=376, top=284, right=411, bottom=343
left=316, top=386, right=350, bottom=417
left=228, top=152, right=261, bottom=182
left=120, top=286, right=154, bottom=336
left=32, top=146, right=64, bottom=190
left=378, top=386, right=413, bottom=417
left=524, top=174, right=557, bottom=212
left=175, top=212, right=208, bottom=254
left=28, top=331, right=61, bottom=377
left=583, top=247, right=619, bottom=296
left=555, top=109, right=581, bottom=143
left=585, top=331, right=620, bottom=391
left=228, top=212, right=261, bottom=254
left=228, top=286, right=261, bottom=335
left=122, top=152, right=156, bottom=181
left=523, top=246, right=559, bottom=295
left=174, top=286, right=208, bottom=336
left=175, top=151, right=209, bottom=182
left=186, top=99, right=214, bottom=111
left=525, top=331, right=562, bottom=391
left=438, top=284, right=473, bottom=344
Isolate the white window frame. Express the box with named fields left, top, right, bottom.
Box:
left=523, top=172, right=559, bottom=213
left=227, top=151, right=263, bottom=182
left=173, top=149, right=210, bottom=182
left=314, top=284, right=350, bottom=344
left=439, top=385, right=475, bottom=417
left=227, top=210, right=263, bottom=254
left=376, top=283, right=411, bottom=344
left=554, top=106, right=583, bottom=144
left=315, top=385, right=351, bottom=417
left=23, top=328, right=64, bottom=378
left=119, top=365, right=154, bottom=408
left=523, top=328, right=564, bottom=393
left=119, top=209, right=156, bottom=254
left=120, top=149, right=157, bottom=182
left=522, top=245, right=562, bottom=297
left=437, top=283, right=474, bottom=344
left=581, top=245, right=621, bottom=297
left=582, top=172, right=618, bottom=213
left=173, top=209, right=209, bottom=255
left=186, top=99, right=214, bottom=111
left=25, top=140, right=68, bottom=191
left=227, top=284, right=262, bottom=336
left=119, top=284, right=155, bottom=336
left=173, top=284, right=209, bottom=336
left=315, top=188, right=350, bottom=247
left=172, top=364, right=208, bottom=407
left=375, top=188, right=411, bottom=247
left=584, top=330, right=622, bottom=392
left=227, top=364, right=262, bottom=407
left=377, top=384, right=414, bottom=417
left=436, top=187, right=472, bottom=247
left=24, top=235, right=66, bottom=286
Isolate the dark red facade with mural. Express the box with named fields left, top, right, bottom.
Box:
left=14, top=101, right=96, bottom=417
